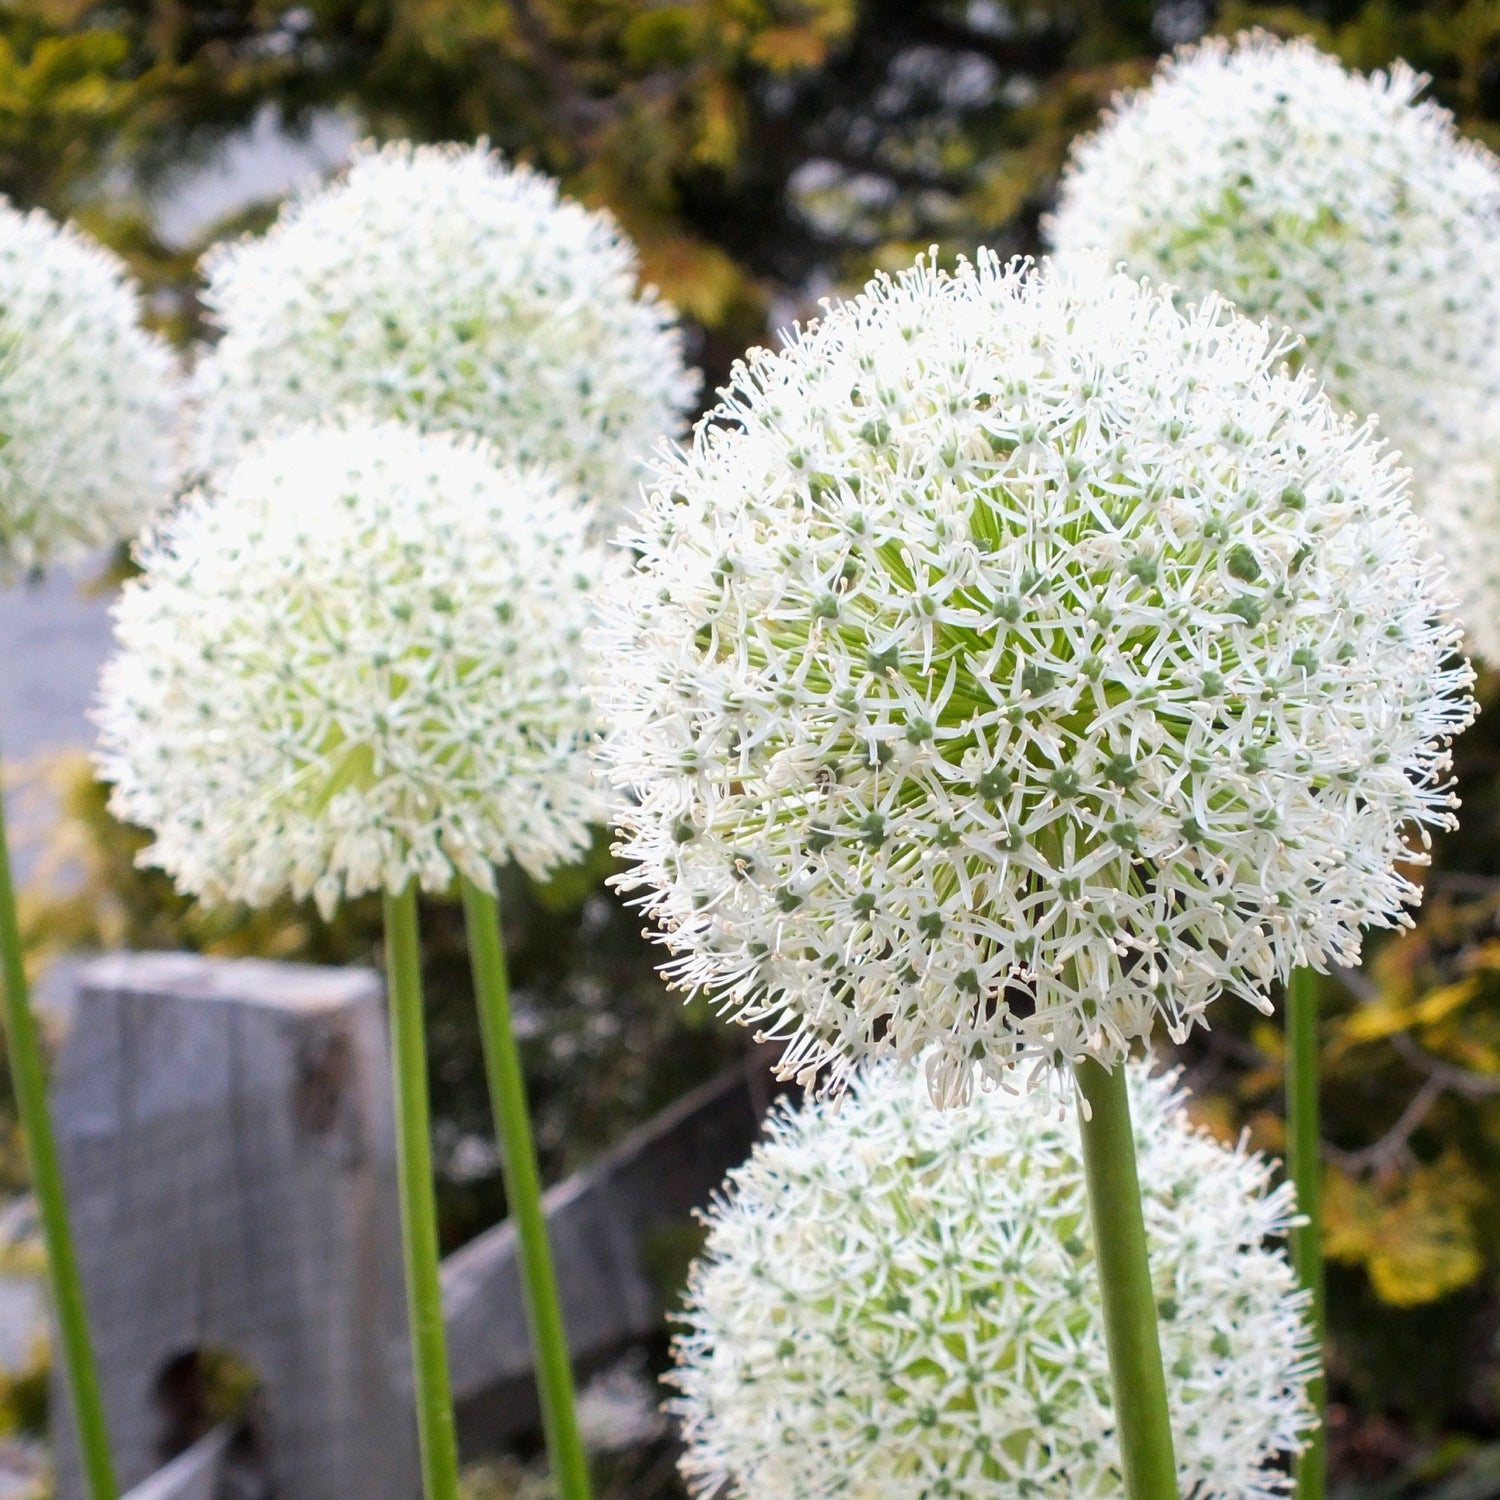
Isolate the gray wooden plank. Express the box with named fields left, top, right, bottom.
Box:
left=119, top=1425, right=230, bottom=1500
left=49, top=953, right=418, bottom=1500
left=442, top=1053, right=773, bottom=1434
left=46, top=951, right=778, bottom=1490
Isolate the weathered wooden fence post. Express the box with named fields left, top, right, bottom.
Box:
left=40, top=951, right=777, bottom=1498
left=46, top=952, right=419, bottom=1500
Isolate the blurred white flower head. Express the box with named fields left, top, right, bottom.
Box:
left=1047, top=31, right=1500, bottom=474
left=598, top=251, right=1472, bottom=1105
left=97, top=418, right=607, bottom=917
left=193, top=140, right=699, bottom=523
left=672, top=1059, right=1316, bottom=1500
left=0, top=201, right=178, bottom=578
left=1422, top=416, right=1500, bottom=664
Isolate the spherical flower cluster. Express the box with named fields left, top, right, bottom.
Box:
left=672, top=1059, right=1317, bottom=1500
left=1046, top=32, right=1500, bottom=475
left=193, top=141, right=698, bottom=520
left=598, top=252, right=1472, bottom=1104
left=0, top=199, right=178, bottom=577
left=97, top=418, right=606, bottom=917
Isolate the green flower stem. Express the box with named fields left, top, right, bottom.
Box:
left=382, top=884, right=461, bottom=1500
left=1286, top=966, right=1326, bottom=1500
left=460, top=876, right=592, bottom=1500
left=1075, top=1056, right=1178, bottom=1500
left=0, top=760, right=116, bottom=1500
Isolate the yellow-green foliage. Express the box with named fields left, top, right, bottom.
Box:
left=1191, top=890, right=1500, bottom=1314
left=10, top=2, right=1500, bottom=366
left=1319, top=895, right=1500, bottom=1310
left=0, top=1333, right=49, bottom=1441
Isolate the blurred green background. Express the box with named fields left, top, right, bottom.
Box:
left=10, top=1, right=1500, bottom=1496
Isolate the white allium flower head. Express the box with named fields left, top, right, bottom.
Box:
left=1046, top=31, right=1500, bottom=472
left=193, top=141, right=699, bottom=521
left=97, top=418, right=606, bottom=917
left=598, top=252, right=1473, bottom=1105
left=672, top=1058, right=1317, bottom=1500
left=0, top=200, right=178, bottom=577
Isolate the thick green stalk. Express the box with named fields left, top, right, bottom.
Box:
left=382, top=885, right=460, bottom=1500
left=0, top=763, right=116, bottom=1500
left=1075, top=1056, right=1178, bottom=1500
left=460, top=876, right=592, bottom=1500
left=1286, top=966, right=1326, bottom=1500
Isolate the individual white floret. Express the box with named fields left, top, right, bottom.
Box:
left=194, top=141, right=698, bottom=521
left=672, top=1059, right=1317, bottom=1500
left=1047, top=32, right=1500, bottom=483
left=598, top=252, right=1472, bottom=1104
left=97, top=418, right=607, bottom=917
left=0, top=200, right=178, bottom=577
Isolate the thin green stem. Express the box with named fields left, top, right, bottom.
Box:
left=382, top=885, right=461, bottom=1500
left=460, top=876, right=592, bottom=1500
left=1075, top=1056, right=1178, bottom=1500
left=0, top=760, right=116, bottom=1500
left=1286, top=966, right=1326, bottom=1500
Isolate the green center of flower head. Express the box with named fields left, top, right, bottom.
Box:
left=305, top=735, right=379, bottom=813
left=271, top=542, right=516, bottom=821
left=604, top=252, right=1469, bottom=1100
left=1152, top=193, right=1346, bottom=363
left=718, top=1097, right=1107, bottom=1482
left=702, top=356, right=1314, bottom=896
left=823, top=1133, right=1096, bottom=1435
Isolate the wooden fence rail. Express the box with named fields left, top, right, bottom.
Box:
left=42, top=952, right=770, bottom=1500
left=120, top=1425, right=234, bottom=1500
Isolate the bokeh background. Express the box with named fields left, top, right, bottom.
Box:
left=7, top=2, right=1500, bottom=1497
